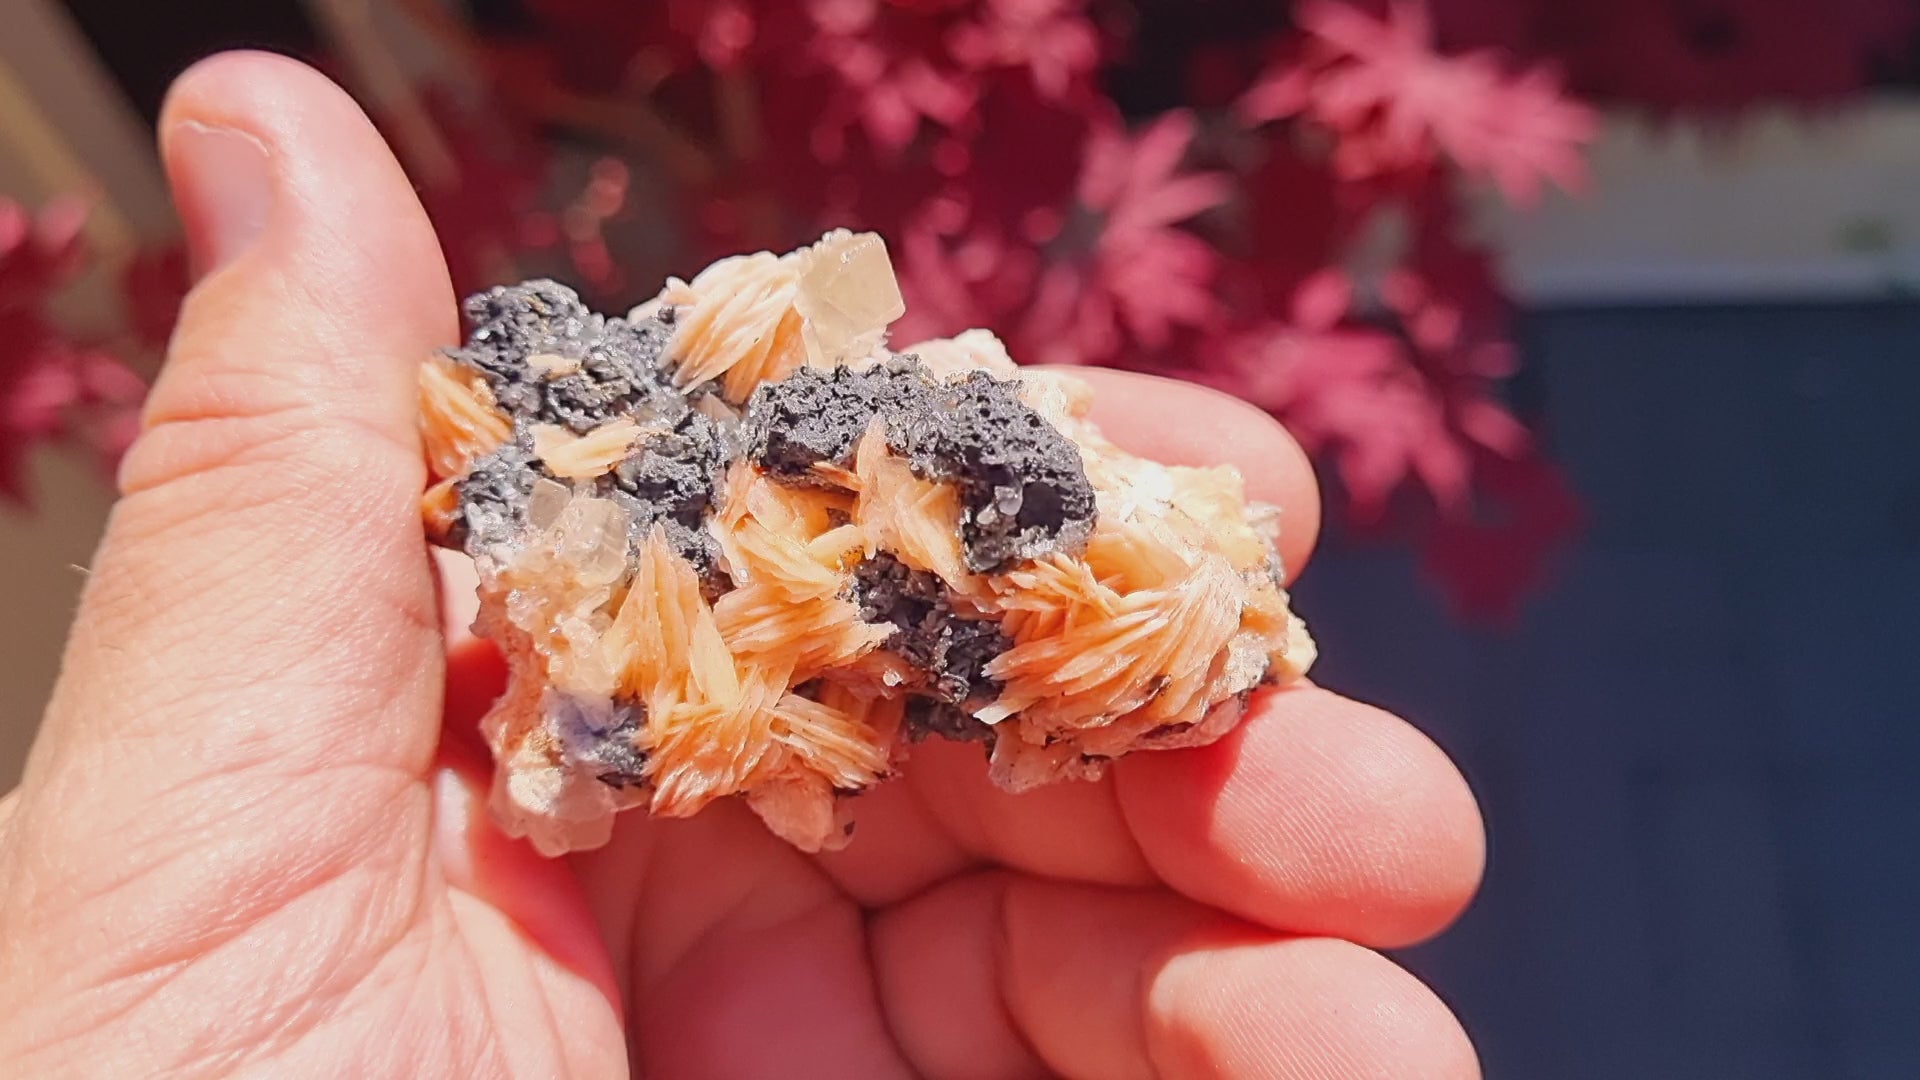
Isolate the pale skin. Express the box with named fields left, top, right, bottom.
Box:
left=0, top=54, right=1485, bottom=1078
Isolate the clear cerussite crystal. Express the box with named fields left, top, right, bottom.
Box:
left=418, top=231, right=1315, bottom=855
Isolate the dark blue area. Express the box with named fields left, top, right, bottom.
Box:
left=1291, top=303, right=1920, bottom=1079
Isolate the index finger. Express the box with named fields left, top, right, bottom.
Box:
left=1052, top=366, right=1321, bottom=580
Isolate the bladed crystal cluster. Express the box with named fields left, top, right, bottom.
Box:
left=420, top=231, right=1315, bottom=854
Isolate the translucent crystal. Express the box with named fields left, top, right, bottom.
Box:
left=527, top=478, right=571, bottom=532
left=557, top=495, right=630, bottom=587
left=795, top=230, right=906, bottom=367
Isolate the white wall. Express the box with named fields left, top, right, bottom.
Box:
left=1480, top=102, right=1920, bottom=304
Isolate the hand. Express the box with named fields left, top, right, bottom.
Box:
left=0, top=54, right=1484, bottom=1078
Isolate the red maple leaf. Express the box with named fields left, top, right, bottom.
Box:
left=1211, top=249, right=1540, bottom=513
left=1, top=200, right=90, bottom=503
left=58, top=344, right=149, bottom=480
left=1014, top=110, right=1230, bottom=363
left=947, top=0, right=1101, bottom=101
left=1242, top=0, right=1596, bottom=205
left=1211, top=311, right=1471, bottom=517
left=893, top=107, right=1229, bottom=367
left=805, top=0, right=978, bottom=156
left=2, top=340, right=147, bottom=503
left=1203, top=296, right=1575, bottom=619
left=1077, top=110, right=1232, bottom=244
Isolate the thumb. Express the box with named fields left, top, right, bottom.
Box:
left=27, top=53, right=456, bottom=814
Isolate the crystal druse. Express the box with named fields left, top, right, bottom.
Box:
left=419, top=231, right=1315, bottom=854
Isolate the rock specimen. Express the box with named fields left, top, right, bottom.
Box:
left=420, top=230, right=1315, bottom=855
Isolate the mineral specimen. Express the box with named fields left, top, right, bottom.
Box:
left=420, top=230, right=1316, bottom=855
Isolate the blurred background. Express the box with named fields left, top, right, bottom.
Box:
left=3, top=1, right=1918, bottom=1075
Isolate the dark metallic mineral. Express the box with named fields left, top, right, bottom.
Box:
left=852, top=552, right=1010, bottom=710
left=450, top=281, right=679, bottom=434
left=608, top=410, right=725, bottom=527
left=743, top=360, right=922, bottom=477
left=598, top=409, right=728, bottom=589
left=747, top=359, right=1097, bottom=571
left=451, top=435, right=541, bottom=555
left=890, top=369, right=1097, bottom=573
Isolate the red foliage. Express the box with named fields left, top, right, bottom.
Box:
left=0, top=198, right=152, bottom=504
left=948, top=0, right=1103, bottom=101
left=1429, top=0, right=1920, bottom=111
left=19, top=0, right=1899, bottom=609
left=120, top=245, right=188, bottom=351
left=892, top=107, right=1232, bottom=365
left=1242, top=0, right=1596, bottom=205
left=399, top=91, right=559, bottom=299
left=805, top=0, right=980, bottom=156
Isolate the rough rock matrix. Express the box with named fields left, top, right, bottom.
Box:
left=420, top=230, right=1315, bottom=854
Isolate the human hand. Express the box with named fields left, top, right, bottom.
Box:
left=0, top=54, right=1484, bottom=1078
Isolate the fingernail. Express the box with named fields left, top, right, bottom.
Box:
left=167, top=121, right=273, bottom=278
